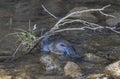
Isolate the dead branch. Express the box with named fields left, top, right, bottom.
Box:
left=26, top=4, right=119, bottom=55
left=41, top=4, right=59, bottom=20
left=50, top=4, right=114, bottom=31
left=12, top=42, right=23, bottom=57
left=57, top=19, right=103, bottom=28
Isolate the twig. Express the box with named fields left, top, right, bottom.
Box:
left=102, top=4, right=111, bottom=9
left=12, top=42, right=23, bottom=57
left=57, top=19, right=103, bottom=28
left=99, top=11, right=116, bottom=18
left=26, top=35, right=45, bottom=53
left=41, top=4, right=59, bottom=20
left=28, top=19, right=31, bottom=32
left=8, top=17, right=13, bottom=32
left=50, top=4, right=113, bottom=31
left=52, top=26, right=104, bottom=34
left=106, top=26, right=120, bottom=34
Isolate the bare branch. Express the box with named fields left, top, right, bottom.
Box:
left=12, top=42, right=23, bottom=57
left=54, top=28, right=85, bottom=33
left=106, top=26, right=120, bottom=34
left=51, top=26, right=104, bottom=34
left=99, top=11, right=116, bottom=18
left=28, top=19, right=31, bottom=32
left=41, top=4, right=59, bottom=20
left=50, top=5, right=113, bottom=31
left=57, top=19, right=103, bottom=28
left=102, top=4, right=111, bottom=9
left=26, top=4, right=119, bottom=55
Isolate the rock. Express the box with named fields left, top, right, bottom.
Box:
left=104, top=60, right=120, bottom=79
left=36, top=76, right=70, bottom=79
left=64, top=61, right=82, bottom=78
left=68, top=7, right=98, bottom=23
left=87, top=73, right=106, bottom=79
left=13, top=57, right=45, bottom=75
left=13, top=72, right=31, bottom=79
left=40, top=55, right=63, bottom=74
left=0, top=75, right=12, bottom=79
left=84, top=53, right=109, bottom=64
left=0, top=69, right=12, bottom=79
left=106, top=11, right=120, bottom=26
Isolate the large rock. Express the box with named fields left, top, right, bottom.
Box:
left=84, top=53, right=109, bottom=64
left=13, top=72, right=31, bottom=79
left=86, top=73, right=106, bottom=79
left=105, top=60, right=120, bottom=79
left=64, top=61, right=82, bottom=78
left=0, top=76, right=11, bottom=79
left=37, top=76, right=70, bottom=79
left=40, top=55, right=63, bottom=74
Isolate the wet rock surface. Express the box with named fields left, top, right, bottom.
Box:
left=0, top=75, right=12, bottom=79
left=106, top=11, right=120, bottom=26
left=105, top=60, right=120, bottom=79
left=13, top=72, right=31, bottom=79
left=37, top=76, right=70, bottom=79
left=64, top=61, right=82, bottom=78
left=84, top=53, right=109, bottom=64
left=86, top=73, right=106, bottom=79
left=40, top=54, right=63, bottom=75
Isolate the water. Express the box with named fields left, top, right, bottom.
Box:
left=0, top=1, right=120, bottom=79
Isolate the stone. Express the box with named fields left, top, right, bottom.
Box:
left=40, top=55, right=63, bottom=74
left=13, top=72, right=31, bottom=79
left=86, top=73, right=106, bottom=79
left=36, top=76, right=70, bottom=79
left=64, top=61, right=82, bottom=78
left=106, top=11, right=120, bottom=26
left=104, top=60, right=120, bottom=79
left=84, top=53, right=109, bottom=64
left=0, top=75, right=12, bottom=79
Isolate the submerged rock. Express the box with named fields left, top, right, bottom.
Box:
left=86, top=73, right=106, bottom=79
left=0, top=75, right=11, bottom=79
left=106, top=11, right=120, bottom=26
left=0, top=68, right=12, bottom=79
left=84, top=53, right=109, bottom=64
left=105, top=60, right=120, bottom=79
left=13, top=72, right=31, bottom=79
left=37, top=76, right=70, bottom=79
left=40, top=55, right=63, bottom=74
left=64, top=61, right=82, bottom=78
